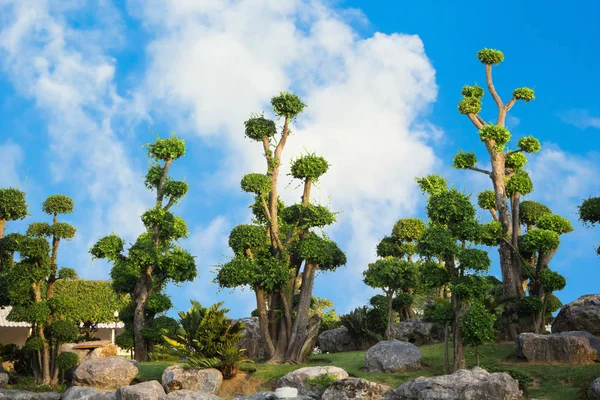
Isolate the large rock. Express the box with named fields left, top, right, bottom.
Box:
left=116, top=381, right=165, bottom=400
left=384, top=367, right=522, bottom=400
left=552, top=295, right=600, bottom=336
left=0, top=374, right=7, bottom=388
left=0, top=389, right=61, bottom=399
left=515, top=331, right=600, bottom=363
left=237, top=318, right=264, bottom=358
left=389, top=320, right=445, bottom=346
left=276, top=366, right=349, bottom=398
left=161, top=390, right=223, bottom=400
left=318, top=328, right=360, bottom=353
left=588, top=378, right=600, bottom=400
left=162, top=366, right=222, bottom=394
left=60, top=343, right=119, bottom=364
left=364, top=340, right=421, bottom=373
left=321, top=378, right=390, bottom=400
left=232, top=392, right=313, bottom=400
left=73, top=357, right=138, bottom=390
left=62, top=386, right=116, bottom=400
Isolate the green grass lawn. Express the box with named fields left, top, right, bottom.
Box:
left=138, top=343, right=600, bottom=400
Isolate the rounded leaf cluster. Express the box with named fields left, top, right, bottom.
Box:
left=27, top=222, right=51, bottom=238
left=141, top=207, right=188, bottom=240
left=546, top=293, right=563, bottom=313
left=539, top=269, right=566, bottom=292
left=461, top=302, right=497, bottom=347
left=481, top=221, right=504, bottom=246
left=479, top=124, right=511, bottom=145
left=517, top=136, right=541, bottom=154
left=393, top=292, right=414, bottom=309
left=281, top=204, right=336, bottom=229
left=145, top=164, right=163, bottom=189
left=49, top=319, right=79, bottom=344
left=24, top=301, right=51, bottom=324
left=51, top=222, right=77, bottom=240
left=56, top=352, right=79, bottom=372
left=228, top=224, right=267, bottom=254
left=519, top=201, right=551, bottom=227
left=452, top=275, right=492, bottom=300
left=513, top=87, right=535, bottom=102
left=461, top=85, right=484, bottom=99
left=458, top=248, right=491, bottom=272
left=163, top=180, right=189, bottom=201
left=271, top=92, right=306, bottom=119
left=90, top=234, right=125, bottom=261
left=160, top=246, right=197, bottom=283
left=518, top=296, right=544, bottom=314
left=423, top=297, right=452, bottom=325
left=579, top=197, right=600, bottom=226
left=290, top=154, right=329, bottom=181
left=392, top=218, right=427, bottom=242
left=421, top=261, right=451, bottom=289
left=520, top=229, right=560, bottom=253
left=477, top=190, right=496, bottom=210
left=506, top=170, right=533, bottom=196
left=0, top=188, right=28, bottom=221
left=417, top=226, right=459, bottom=259
left=147, top=134, right=186, bottom=161
left=505, top=152, right=527, bottom=170
left=298, top=233, right=346, bottom=270
left=427, top=188, right=476, bottom=227
left=25, top=336, right=45, bottom=351
left=244, top=116, right=277, bottom=141
left=363, top=258, right=419, bottom=291
left=241, top=173, right=272, bottom=195
left=453, top=151, right=478, bottom=169
left=458, top=97, right=482, bottom=115
left=450, top=219, right=482, bottom=243
left=146, top=292, right=173, bottom=315
left=536, top=214, right=573, bottom=234
left=251, top=195, right=284, bottom=225
left=477, top=48, right=504, bottom=65
left=376, top=236, right=402, bottom=258
left=415, top=175, right=447, bottom=196
left=43, top=194, right=74, bottom=215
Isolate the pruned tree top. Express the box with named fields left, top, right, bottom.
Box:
left=0, top=187, right=28, bottom=221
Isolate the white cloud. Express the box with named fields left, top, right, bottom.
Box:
left=558, top=109, right=600, bottom=130
left=131, top=0, right=440, bottom=314
left=0, top=140, right=24, bottom=187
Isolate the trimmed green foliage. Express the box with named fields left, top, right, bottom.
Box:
left=89, top=234, right=125, bottom=261
left=363, top=259, right=419, bottom=293
left=461, top=84, right=484, bottom=99
left=458, top=97, right=482, bottom=115
left=517, top=136, right=541, bottom=153
left=539, top=269, right=566, bottom=292
left=415, top=174, right=447, bottom=196
left=0, top=188, right=28, bottom=222
left=305, top=373, right=338, bottom=392
left=423, top=297, right=452, bottom=325
left=392, top=218, right=427, bottom=242
left=241, top=173, right=272, bottom=195
left=506, top=170, right=533, bottom=196
left=458, top=248, right=491, bottom=272
left=340, top=307, right=382, bottom=346
left=505, top=152, right=527, bottom=170
left=461, top=302, right=496, bottom=366
left=290, top=154, right=329, bottom=181
left=519, top=201, right=551, bottom=227
left=453, top=151, right=477, bottom=169
left=518, top=296, right=544, bottom=314
left=26, top=222, right=52, bottom=238
left=513, top=87, right=535, bottom=102
left=48, top=320, right=79, bottom=344
left=146, top=133, right=186, bottom=161
left=477, top=48, right=504, bottom=65
left=479, top=124, right=511, bottom=145
left=56, top=352, right=79, bottom=382
left=271, top=91, right=306, bottom=119
left=228, top=224, right=267, bottom=254
left=536, top=214, right=573, bottom=234
left=298, top=233, right=346, bottom=270
left=427, top=188, right=476, bottom=227
left=281, top=204, right=337, bottom=229
left=481, top=221, right=504, bottom=246
left=244, top=115, right=277, bottom=141
left=579, top=197, right=600, bottom=225
left=42, top=195, right=74, bottom=215
left=520, top=229, right=560, bottom=253
left=477, top=190, right=496, bottom=210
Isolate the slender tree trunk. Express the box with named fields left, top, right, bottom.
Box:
left=444, top=324, right=450, bottom=374
left=255, top=288, right=275, bottom=359
left=452, top=293, right=465, bottom=372
left=0, top=219, right=5, bottom=238
left=384, top=291, right=394, bottom=340
left=285, top=263, right=317, bottom=362
left=476, top=345, right=480, bottom=367
left=133, top=273, right=151, bottom=362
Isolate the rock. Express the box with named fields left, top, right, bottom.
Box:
left=364, top=340, right=421, bottom=373
left=161, top=390, right=223, bottom=400
left=162, top=366, right=222, bottom=394
left=73, top=356, right=138, bottom=390
left=321, top=378, right=391, bottom=400
left=0, top=374, right=7, bottom=388
left=276, top=366, right=349, bottom=398
left=116, top=381, right=165, bottom=400
left=62, top=386, right=116, bottom=400
left=317, top=328, right=360, bottom=353
left=60, top=343, right=119, bottom=364
left=384, top=367, right=522, bottom=400
left=587, top=378, right=600, bottom=400
left=232, top=392, right=313, bottom=400
left=0, top=389, right=62, bottom=399
left=88, top=344, right=118, bottom=359
left=0, top=362, right=14, bottom=373
left=128, top=360, right=138, bottom=368
left=515, top=331, right=600, bottom=363
left=389, top=320, right=445, bottom=346
left=237, top=317, right=264, bottom=358
left=552, top=295, right=600, bottom=336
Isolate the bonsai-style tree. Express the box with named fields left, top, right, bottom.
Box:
left=216, top=92, right=346, bottom=363
left=453, top=48, right=542, bottom=301
left=461, top=301, right=496, bottom=366
left=0, top=188, right=28, bottom=238
left=90, top=134, right=197, bottom=361
left=579, top=197, right=600, bottom=255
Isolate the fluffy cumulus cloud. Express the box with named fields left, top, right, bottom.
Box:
left=0, top=140, right=24, bottom=187
left=131, top=0, right=440, bottom=314
left=558, top=109, right=600, bottom=130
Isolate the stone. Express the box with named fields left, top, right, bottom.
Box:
left=0, top=362, right=14, bottom=374
left=127, top=360, right=138, bottom=368
left=389, top=319, right=445, bottom=346
left=161, top=390, right=223, bottom=400
left=515, top=331, right=600, bottom=363
left=0, top=389, right=61, bottom=399
left=587, top=378, right=600, bottom=400
left=162, top=366, right=222, bottom=394
left=317, top=328, right=360, bottom=353
left=321, top=378, right=391, bottom=400
left=384, top=367, right=522, bottom=400
left=62, top=386, right=116, bottom=400
left=60, top=343, right=119, bottom=364
left=276, top=366, right=349, bottom=398
left=364, top=340, right=421, bottom=373
left=116, top=381, right=165, bottom=400
left=237, top=317, right=264, bottom=358
left=552, top=294, right=600, bottom=336
left=73, top=356, right=138, bottom=390
left=232, top=392, right=313, bottom=400
left=0, top=374, right=7, bottom=388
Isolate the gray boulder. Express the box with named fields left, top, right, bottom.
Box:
left=384, top=367, right=522, bottom=400
left=237, top=318, right=264, bottom=358
left=588, top=378, right=600, bottom=400
left=321, top=378, right=390, bottom=400
left=162, top=366, right=222, bottom=394
left=0, top=374, right=7, bottom=388
left=364, top=340, right=421, bottom=373
left=60, top=342, right=119, bottom=364
left=116, top=381, right=165, bottom=400
left=232, top=393, right=313, bottom=400
left=72, top=357, right=138, bottom=390
left=161, top=390, right=223, bottom=400
left=389, top=320, right=445, bottom=346
left=552, top=295, right=600, bottom=336
left=62, top=386, right=116, bottom=400
left=515, top=331, right=600, bottom=363
left=0, top=389, right=61, bottom=399
left=276, top=366, right=349, bottom=398
left=318, top=328, right=361, bottom=353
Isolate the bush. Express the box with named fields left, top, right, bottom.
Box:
left=340, top=307, right=382, bottom=346
left=56, top=351, right=79, bottom=383
left=319, top=309, right=342, bottom=334
left=306, top=373, right=338, bottom=392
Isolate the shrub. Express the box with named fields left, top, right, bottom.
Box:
left=306, top=373, right=338, bottom=392
left=340, top=306, right=382, bottom=347
left=56, top=352, right=79, bottom=383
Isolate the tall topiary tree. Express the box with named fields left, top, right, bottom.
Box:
left=90, top=134, right=197, bottom=361
left=216, top=92, right=346, bottom=363
left=0, top=188, right=28, bottom=238
left=579, top=197, right=600, bottom=255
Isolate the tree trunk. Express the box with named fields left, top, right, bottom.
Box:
left=285, top=263, right=316, bottom=362
left=133, top=276, right=151, bottom=362
left=255, top=288, right=275, bottom=359
left=510, top=193, right=524, bottom=299
left=0, top=219, right=5, bottom=238
left=444, top=324, right=450, bottom=374
left=452, top=293, right=465, bottom=372
left=384, top=291, right=394, bottom=340
left=476, top=345, right=480, bottom=367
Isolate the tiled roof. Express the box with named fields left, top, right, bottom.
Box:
left=0, top=307, right=124, bottom=329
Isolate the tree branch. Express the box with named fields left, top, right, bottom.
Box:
left=505, top=98, right=517, bottom=112
left=485, top=64, right=504, bottom=109
left=260, top=194, right=272, bottom=222
left=467, top=114, right=484, bottom=130
left=466, top=166, right=491, bottom=175
left=505, top=149, right=522, bottom=157
left=476, top=114, right=486, bottom=127
left=489, top=209, right=499, bottom=221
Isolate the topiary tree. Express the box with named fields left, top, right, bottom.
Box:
left=56, top=351, right=79, bottom=383
left=461, top=301, right=497, bottom=367
left=0, top=188, right=28, bottom=238
left=90, top=134, right=197, bottom=361
left=216, top=93, right=346, bottom=363
left=579, top=197, right=600, bottom=255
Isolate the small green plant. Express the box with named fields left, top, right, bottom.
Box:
left=56, top=352, right=79, bottom=383
left=306, top=373, right=338, bottom=392
left=340, top=306, right=382, bottom=347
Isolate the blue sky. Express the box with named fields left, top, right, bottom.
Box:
left=1, top=0, right=598, bottom=319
